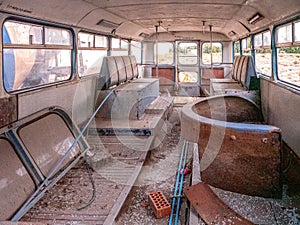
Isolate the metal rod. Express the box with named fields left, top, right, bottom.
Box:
left=12, top=88, right=116, bottom=221
left=174, top=141, right=188, bottom=225
left=210, top=25, right=213, bottom=68
left=155, top=24, right=159, bottom=77
left=169, top=141, right=187, bottom=225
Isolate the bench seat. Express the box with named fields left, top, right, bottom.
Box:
left=210, top=55, right=260, bottom=96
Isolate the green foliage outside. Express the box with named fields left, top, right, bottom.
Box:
left=203, top=43, right=222, bottom=53
left=279, top=47, right=300, bottom=54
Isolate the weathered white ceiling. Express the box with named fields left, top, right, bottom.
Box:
left=0, top=0, right=299, bottom=41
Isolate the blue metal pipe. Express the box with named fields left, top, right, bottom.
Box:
left=174, top=141, right=188, bottom=225
left=46, top=88, right=116, bottom=180
left=12, top=88, right=116, bottom=221
left=169, top=140, right=186, bottom=225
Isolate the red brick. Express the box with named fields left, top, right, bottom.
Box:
left=148, top=191, right=171, bottom=219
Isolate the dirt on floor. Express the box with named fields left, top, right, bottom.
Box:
left=115, top=106, right=192, bottom=225
left=115, top=105, right=300, bottom=225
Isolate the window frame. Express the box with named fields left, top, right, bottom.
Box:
left=130, top=40, right=142, bottom=64
left=153, top=41, right=175, bottom=65
left=110, top=37, right=129, bottom=56
left=253, top=30, right=272, bottom=77
left=177, top=41, right=199, bottom=66
left=201, top=41, right=223, bottom=65
left=77, top=31, right=108, bottom=77
left=2, top=19, right=74, bottom=93
left=241, top=37, right=251, bottom=55
left=274, top=18, right=300, bottom=88
left=233, top=41, right=241, bottom=56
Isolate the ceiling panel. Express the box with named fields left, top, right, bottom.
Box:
left=0, top=0, right=96, bottom=25
left=105, top=4, right=241, bottom=21
left=84, top=0, right=245, bottom=8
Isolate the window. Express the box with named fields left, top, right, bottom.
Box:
left=3, top=20, right=72, bottom=92
left=111, top=38, right=129, bottom=56
left=242, top=37, right=251, bottom=55
left=131, top=41, right=142, bottom=64
left=276, top=24, right=292, bottom=44
left=276, top=21, right=300, bottom=86
left=234, top=41, right=240, bottom=56
left=178, top=42, right=198, bottom=65
left=202, top=42, right=222, bottom=65
left=295, top=21, right=300, bottom=42
left=254, top=31, right=272, bottom=76
left=154, top=42, right=174, bottom=65
left=78, top=32, right=107, bottom=77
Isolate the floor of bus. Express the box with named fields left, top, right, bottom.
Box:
left=20, top=98, right=299, bottom=225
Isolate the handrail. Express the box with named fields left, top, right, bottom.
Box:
left=12, top=88, right=116, bottom=221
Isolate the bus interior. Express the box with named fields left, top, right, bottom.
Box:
left=0, top=0, right=299, bottom=224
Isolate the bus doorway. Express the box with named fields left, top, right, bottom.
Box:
left=176, top=41, right=200, bottom=97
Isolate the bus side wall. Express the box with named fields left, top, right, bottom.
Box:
left=18, top=76, right=97, bottom=126
left=261, top=78, right=300, bottom=157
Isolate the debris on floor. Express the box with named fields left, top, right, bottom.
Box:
left=148, top=191, right=171, bottom=218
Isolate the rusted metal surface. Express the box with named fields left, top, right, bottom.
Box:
left=151, top=67, right=175, bottom=85
left=181, top=95, right=282, bottom=198
left=192, top=95, right=263, bottom=123
left=198, top=126, right=282, bottom=198
left=184, top=183, right=254, bottom=225
left=0, top=96, right=17, bottom=128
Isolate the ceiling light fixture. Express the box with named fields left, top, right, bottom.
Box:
left=139, top=32, right=149, bottom=38
left=97, top=19, right=120, bottom=29
left=248, top=13, right=264, bottom=25
left=228, top=30, right=236, bottom=36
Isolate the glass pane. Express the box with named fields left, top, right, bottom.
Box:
left=178, top=72, right=198, bottom=82
left=255, top=49, right=272, bottom=76
left=295, top=21, right=300, bottom=42
left=277, top=47, right=300, bottom=86
left=112, top=38, right=120, bottom=48
left=234, top=41, right=240, bottom=56
left=276, top=24, right=292, bottom=44
left=154, top=42, right=174, bottom=65
left=254, top=34, right=262, bottom=47
left=78, top=32, right=94, bottom=48
left=18, top=113, right=79, bottom=177
left=263, top=31, right=271, bottom=46
left=95, top=35, right=107, bottom=48
left=3, top=21, right=42, bottom=45
left=78, top=50, right=107, bottom=76
left=242, top=39, right=247, bottom=49
left=202, top=42, right=222, bottom=64
left=0, top=138, right=35, bottom=220
left=45, top=27, right=71, bottom=46
left=242, top=38, right=251, bottom=55
left=3, top=48, right=71, bottom=92
left=131, top=41, right=142, bottom=64
left=178, top=42, right=198, bottom=65
left=120, top=40, right=129, bottom=49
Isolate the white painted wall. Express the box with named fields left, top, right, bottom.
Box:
left=18, top=77, right=97, bottom=126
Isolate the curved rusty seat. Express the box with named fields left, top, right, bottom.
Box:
left=181, top=95, right=282, bottom=198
